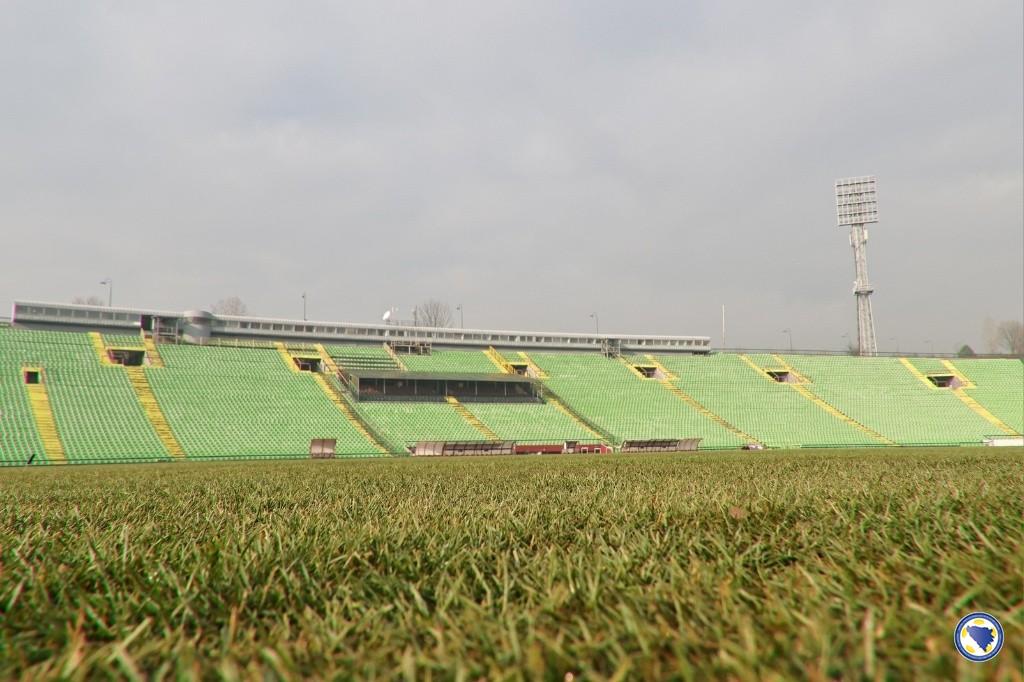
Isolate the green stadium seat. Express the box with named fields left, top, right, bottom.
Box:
left=1, top=327, right=1020, bottom=463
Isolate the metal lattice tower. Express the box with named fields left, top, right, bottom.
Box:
left=835, top=176, right=879, bottom=356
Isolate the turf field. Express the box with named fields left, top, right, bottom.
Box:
left=1, top=448, right=1021, bottom=679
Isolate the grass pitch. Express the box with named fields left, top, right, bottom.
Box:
left=1, top=448, right=1021, bottom=680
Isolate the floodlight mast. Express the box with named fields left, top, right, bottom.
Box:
left=835, top=176, right=879, bottom=357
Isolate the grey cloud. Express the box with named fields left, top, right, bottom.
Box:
left=0, top=0, right=1020, bottom=352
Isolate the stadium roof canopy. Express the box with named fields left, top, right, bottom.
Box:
left=11, top=300, right=711, bottom=354
left=345, top=369, right=534, bottom=383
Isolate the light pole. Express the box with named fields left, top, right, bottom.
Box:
left=835, top=175, right=879, bottom=356
left=889, top=336, right=899, bottom=353
left=925, top=339, right=934, bottom=354
left=590, top=312, right=599, bottom=335
left=99, top=278, right=113, bottom=307
left=782, top=328, right=793, bottom=351
left=456, top=304, right=464, bottom=328
left=841, top=333, right=849, bottom=354
left=301, top=292, right=307, bottom=321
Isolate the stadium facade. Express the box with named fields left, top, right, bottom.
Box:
left=1, top=300, right=1021, bottom=465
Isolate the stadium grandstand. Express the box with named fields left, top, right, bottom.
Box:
left=1, top=300, right=1021, bottom=465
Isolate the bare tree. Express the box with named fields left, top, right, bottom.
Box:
left=995, top=320, right=1024, bottom=356
left=72, top=296, right=105, bottom=306
left=211, top=297, right=248, bottom=315
left=416, top=299, right=452, bottom=328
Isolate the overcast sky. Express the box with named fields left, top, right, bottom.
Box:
left=2, top=1, right=1021, bottom=352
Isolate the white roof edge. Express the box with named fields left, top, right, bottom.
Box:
left=15, top=300, right=182, bottom=317
left=13, top=300, right=710, bottom=343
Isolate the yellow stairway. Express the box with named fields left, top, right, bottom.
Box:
left=899, top=357, right=939, bottom=389
left=89, top=331, right=113, bottom=365
left=941, top=360, right=1019, bottom=436
left=445, top=396, right=500, bottom=440
left=141, top=331, right=165, bottom=367
left=898, top=356, right=1015, bottom=434
left=643, top=354, right=678, bottom=380
left=382, top=343, right=408, bottom=370
left=516, top=351, right=548, bottom=379
left=938, top=359, right=975, bottom=388
left=739, top=355, right=893, bottom=445
left=657, top=379, right=761, bottom=446
left=484, top=347, right=512, bottom=374
left=313, top=374, right=389, bottom=453
left=124, top=367, right=186, bottom=459
left=516, top=351, right=606, bottom=440
left=543, top=392, right=609, bottom=442
left=315, top=344, right=340, bottom=374
left=618, top=356, right=651, bottom=379
left=275, top=342, right=299, bottom=372
left=23, top=369, right=66, bottom=463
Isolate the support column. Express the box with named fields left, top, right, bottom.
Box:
left=850, top=223, right=878, bottom=356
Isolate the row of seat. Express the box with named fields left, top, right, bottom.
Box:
left=0, top=330, right=164, bottom=462
left=1, top=327, right=1020, bottom=462
left=924, top=358, right=1023, bottom=434
left=325, top=344, right=401, bottom=371
left=464, top=402, right=593, bottom=442
left=527, top=351, right=746, bottom=448
left=353, top=401, right=483, bottom=451
left=102, top=333, right=145, bottom=348
left=779, top=355, right=1000, bottom=445
left=0, top=378, right=45, bottom=463
left=149, top=345, right=383, bottom=457
left=398, top=349, right=502, bottom=374
left=655, top=353, right=880, bottom=448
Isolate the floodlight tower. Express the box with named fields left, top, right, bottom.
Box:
left=835, top=176, right=879, bottom=356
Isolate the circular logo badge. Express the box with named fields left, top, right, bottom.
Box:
left=954, top=612, right=1003, bottom=662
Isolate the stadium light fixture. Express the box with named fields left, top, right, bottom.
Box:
left=589, top=312, right=599, bottom=335
left=782, top=328, right=793, bottom=351
left=456, top=304, right=464, bottom=329
left=835, top=176, right=878, bottom=227
left=99, top=278, right=112, bottom=307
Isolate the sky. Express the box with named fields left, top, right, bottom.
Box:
left=1, top=1, right=1021, bottom=353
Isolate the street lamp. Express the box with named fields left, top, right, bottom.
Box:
left=841, top=333, right=849, bottom=353
left=456, top=304, right=464, bottom=329
left=925, top=339, right=934, bottom=354
left=301, top=292, right=307, bottom=321
left=589, top=312, right=599, bottom=335
left=99, top=278, right=113, bottom=307
left=889, top=336, right=899, bottom=353
left=782, top=328, right=793, bottom=352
